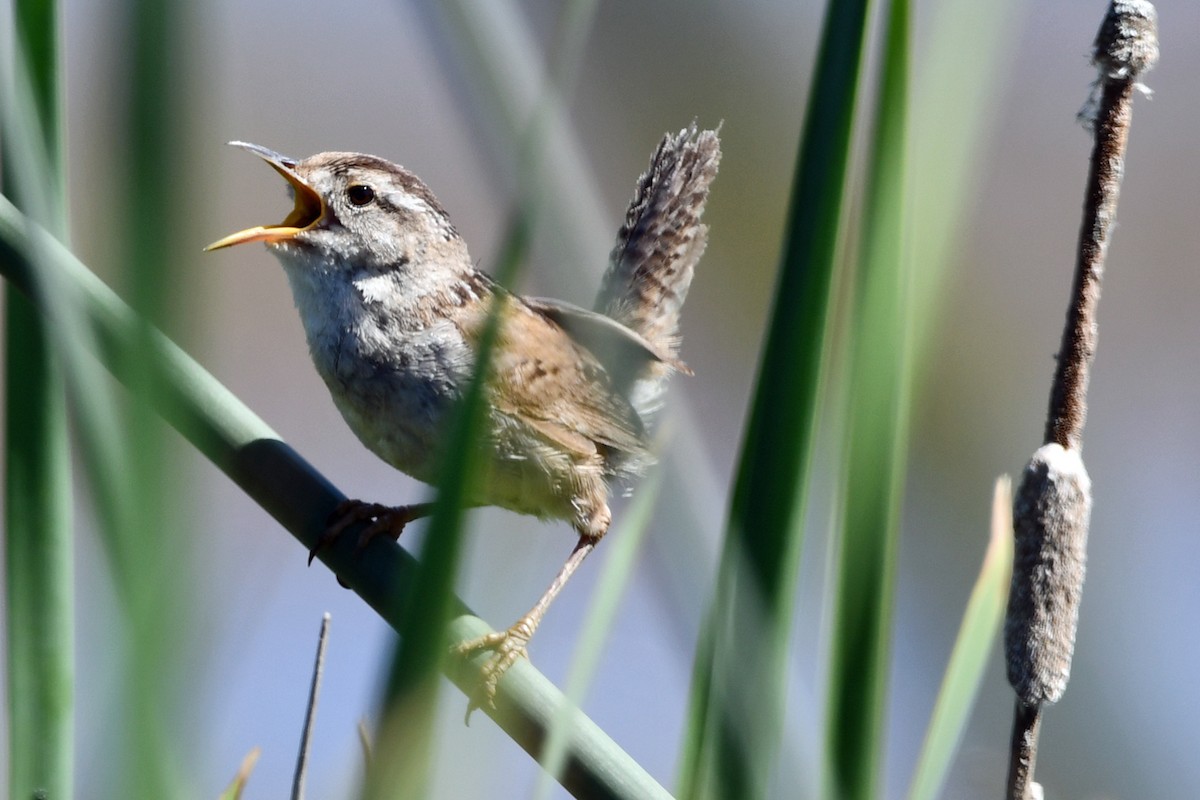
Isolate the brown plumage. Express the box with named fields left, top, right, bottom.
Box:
left=596, top=123, right=721, bottom=413
left=208, top=126, right=721, bottom=707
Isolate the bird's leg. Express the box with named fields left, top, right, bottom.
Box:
left=308, top=500, right=436, bottom=565
left=456, top=535, right=597, bottom=713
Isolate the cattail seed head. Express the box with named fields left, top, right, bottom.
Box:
left=1005, top=443, right=1093, bottom=705
left=1093, top=0, right=1159, bottom=80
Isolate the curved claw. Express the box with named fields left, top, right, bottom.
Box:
left=307, top=500, right=418, bottom=565
left=455, top=618, right=536, bottom=721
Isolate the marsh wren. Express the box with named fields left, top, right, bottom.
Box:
left=208, top=126, right=720, bottom=703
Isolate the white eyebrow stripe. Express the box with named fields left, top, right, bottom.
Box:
left=383, top=190, right=432, bottom=215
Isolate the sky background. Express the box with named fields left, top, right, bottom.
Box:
left=5, top=0, right=1199, bottom=797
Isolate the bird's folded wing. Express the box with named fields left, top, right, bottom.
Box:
left=523, top=296, right=690, bottom=375
left=485, top=300, right=649, bottom=459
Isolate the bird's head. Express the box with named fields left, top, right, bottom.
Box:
left=207, top=142, right=463, bottom=276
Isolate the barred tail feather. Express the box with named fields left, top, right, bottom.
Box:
left=594, top=123, right=721, bottom=420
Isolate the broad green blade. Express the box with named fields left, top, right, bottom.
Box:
left=907, top=478, right=1012, bottom=800
left=100, top=0, right=196, bottom=794
left=678, top=1, right=873, bottom=797
left=3, top=3, right=73, bottom=799
left=823, top=1, right=911, bottom=798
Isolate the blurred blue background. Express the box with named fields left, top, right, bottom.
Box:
left=6, top=0, right=1198, bottom=796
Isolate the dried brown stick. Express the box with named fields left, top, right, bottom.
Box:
left=1004, top=3, right=1157, bottom=799
left=1005, top=701, right=1043, bottom=800
left=291, top=613, right=331, bottom=800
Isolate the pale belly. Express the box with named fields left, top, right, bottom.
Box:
left=283, top=264, right=610, bottom=535
left=314, top=318, right=467, bottom=486
left=309, top=317, right=590, bottom=526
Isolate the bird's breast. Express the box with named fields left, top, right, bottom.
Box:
left=284, top=265, right=475, bottom=482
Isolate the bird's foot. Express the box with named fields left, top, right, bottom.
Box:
left=454, top=616, right=536, bottom=720
left=308, top=500, right=417, bottom=565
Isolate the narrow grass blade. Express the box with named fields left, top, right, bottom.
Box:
left=3, top=3, right=73, bottom=798
left=411, top=0, right=613, bottom=272
left=823, top=2, right=911, bottom=798
left=93, top=0, right=197, bottom=794
left=908, top=0, right=1024, bottom=353
left=362, top=218, right=527, bottom=800
left=218, top=748, right=262, bottom=800
left=678, top=2, right=873, bottom=798
left=366, top=6, right=610, bottom=797
left=907, top=477, right=1013, bottom=800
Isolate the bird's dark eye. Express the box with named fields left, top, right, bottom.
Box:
left=347, top=184, right=375, bottom=206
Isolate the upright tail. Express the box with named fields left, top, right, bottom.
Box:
left=594, top=123, right=722, bottom=420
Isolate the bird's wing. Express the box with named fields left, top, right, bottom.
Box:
left=474, top=297, right=649, bottom=460
left=522, top=296, right=691, bottom=375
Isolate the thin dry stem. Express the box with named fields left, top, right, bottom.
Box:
left=1043, top=0, right=1157, bottom=449
left=1006, top=3, right=1156, bottom=798
left=291, top=613, right=331, bottom=800
left=1006, top=701, right=1043, bottom=800
left=1043, top=80, right=1134, bottom=450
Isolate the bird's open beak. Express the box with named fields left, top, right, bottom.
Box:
left=205, top=142, right=325, bottom=251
